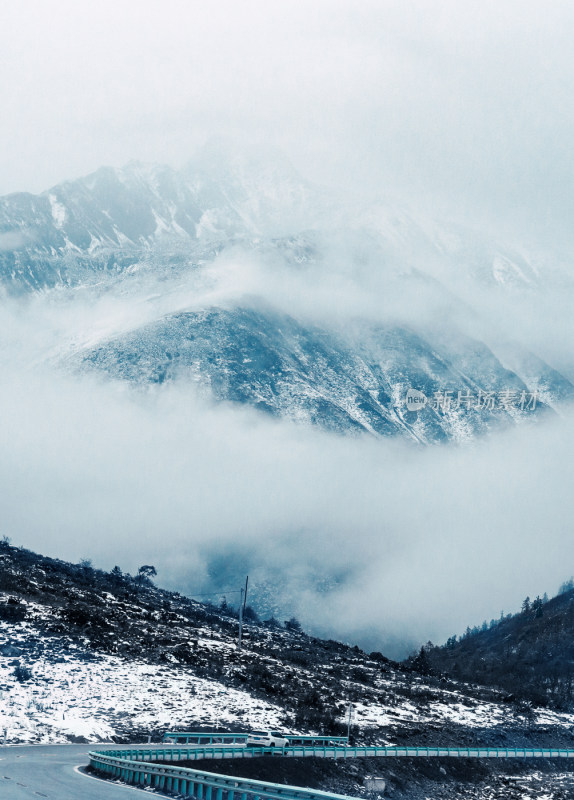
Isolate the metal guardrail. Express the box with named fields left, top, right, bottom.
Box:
left=88, top=747, right=355, bottom=800
left=161, top=733, right=349, bottom=747
left=277, top=736, right=349, bottom=747
left=330, top=746, right=574, bottom=758
left=153, top=744, right=574, bottom=759
left=163, top=732, right=249, bottom=745
left=88, top=739, right=574, bottom=800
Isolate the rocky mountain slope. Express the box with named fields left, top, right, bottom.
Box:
left=0, top=149, right=321, bottom=294
left=1, top=150, right=571, bottom=442
left=0, top=149, right=553, bottom=296
left=2, top=541, right=574, bottom=798
left=79, top=305, right=565, bottom=441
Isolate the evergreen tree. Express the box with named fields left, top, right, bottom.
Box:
left=412, top=646, right=432, bottom=676
left=532, top=596, right=544, bottom=618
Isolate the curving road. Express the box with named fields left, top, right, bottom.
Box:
left=0, top=743, right=149, bottom=799
left=5, top=739, right=574, bottom=800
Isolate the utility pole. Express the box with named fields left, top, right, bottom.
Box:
left=347, top=702, right=352, bottom=740
left=237, top=575, right=249, bottom=651
left=238, top=588, right=244, bottom=651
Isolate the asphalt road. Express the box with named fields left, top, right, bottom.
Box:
left=0, top=743, right=145, bottom=799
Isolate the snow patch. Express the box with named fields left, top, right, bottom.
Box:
left=48, top=194, right=67, bottom=228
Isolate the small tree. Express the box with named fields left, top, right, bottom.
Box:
left=13, top=663, right=33, bottom=682
left=521, top=596, right=531, bottom=614
left=136, top=565, right=157, bottom=586
left=284, top=616, right=302, bottom=632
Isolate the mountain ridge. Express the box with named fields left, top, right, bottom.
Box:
left=1, top=150, right=572, bottom=442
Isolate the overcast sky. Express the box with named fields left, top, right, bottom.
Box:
left=2, top=1, right=574, bottom=241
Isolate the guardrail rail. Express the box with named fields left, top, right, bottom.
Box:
left=88, top=746, right=355, bottom=800
left=88, top=735, right=574, bottom=800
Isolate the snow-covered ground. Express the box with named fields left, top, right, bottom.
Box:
left=0, top=618, right=285, bottom=744
left=3, top=614, right=574, bottom=746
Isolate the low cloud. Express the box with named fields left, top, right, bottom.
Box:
left=0, top=231, right=26, bottom=251
left=1, top=200, right=573, bottom=659
left=1, top=306, right=573, bottom=657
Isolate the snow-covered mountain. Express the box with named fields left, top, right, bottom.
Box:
left=77, top=304, right=570, bottom=442
left=1, top=147, right=572, bottom=442
left=0, top=145, right=554, bottom=294
left=0, top=147, right=325, bottom=294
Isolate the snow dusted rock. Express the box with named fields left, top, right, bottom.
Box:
left=76, top=304, right=570, bottom=442
left=0, top=147, right=572, bottom=442
left=0, top=643, right=21, bottom=657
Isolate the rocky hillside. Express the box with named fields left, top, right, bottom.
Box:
left=2, top=541, right=574, bottom=798
left=426, top=584, right=574, bottom=712
left=77, top=304, right=569, bottom=442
